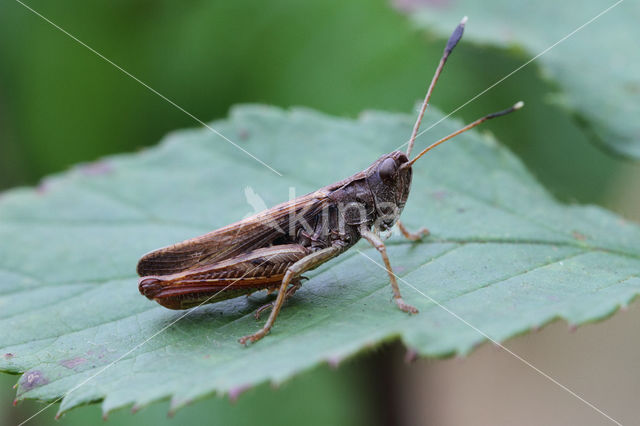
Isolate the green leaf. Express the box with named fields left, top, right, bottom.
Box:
left=0, top=365, right=373, bottom=426
left=1, top=105, right=639, bottom=417
left=403, top=0, right=640, bottom=158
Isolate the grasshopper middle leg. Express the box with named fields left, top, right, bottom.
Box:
left=254, top=279, right=302, bottom=320
left=361, top=228, right=418, bottom=314
left=239, top=245, right=342, bottom=345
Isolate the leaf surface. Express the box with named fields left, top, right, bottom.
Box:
left=1, top=105, right=639, bottom=416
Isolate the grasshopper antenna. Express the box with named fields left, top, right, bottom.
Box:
left=403, top=101, right=524, bottom=168
left=406, top=16, right=468, bottom=158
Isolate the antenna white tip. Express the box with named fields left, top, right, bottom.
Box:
left=461, top=16, right=468, bottom=25
left=513, top=101, right=524, bottom=110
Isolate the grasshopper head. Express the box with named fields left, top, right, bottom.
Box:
left=360, top=16, right=523, bottom=233
left=365, top=151, right=412, bottom=231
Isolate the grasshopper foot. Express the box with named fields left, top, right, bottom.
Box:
left=404, top=227, right=429, bottom=241
left=396, top=298, right=418, bottom=314
left=413, top=227, right=430, bottom=240
left=238, top=328, right=270, bottom=345
left=397, top=220, right=429, bottom=241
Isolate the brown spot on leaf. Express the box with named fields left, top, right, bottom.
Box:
left=86, top=347, right=107, bottom=359
left=624, top=82, right=640, bottom=94
left=572, top=231, right=587, bottom=241
left=20, top=370, right=48, bottom=391
left=238, top=128, right=250, bottom=140
left=4, top=353, right=14, bottom=359
left=60, top=357, right=87, bottom=369
left=431, top=190, right=447, bottom=200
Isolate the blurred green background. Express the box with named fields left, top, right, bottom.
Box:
left=1, top=0, right=639, bottom=425
left=2, top=0, right=639, bottom=207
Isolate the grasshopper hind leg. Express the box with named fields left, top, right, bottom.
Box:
left=239, top=245, right=342, bottom=345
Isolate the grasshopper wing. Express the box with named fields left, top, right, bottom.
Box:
left=137, top=189, right=332, bottom=276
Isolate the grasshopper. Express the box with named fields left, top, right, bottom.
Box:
left=137, top=16, right=523, bottom=345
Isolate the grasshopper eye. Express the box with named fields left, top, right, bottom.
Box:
left=378, top=158, right=397, bottom=181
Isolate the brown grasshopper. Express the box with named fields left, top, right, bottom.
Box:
left=137, top=17, right=523, bottom=345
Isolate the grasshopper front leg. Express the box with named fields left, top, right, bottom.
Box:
left=239, top=245, right=343, bottom=345
left=361, top=228, right=418, bottom=314
left=396, top=220, right=429, bottom=241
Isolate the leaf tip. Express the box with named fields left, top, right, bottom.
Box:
left=36, top=179, right=53, bottom=194
left=326, top=355, right=342, bottom=369
left=229, top=384, right=252, bottom=402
